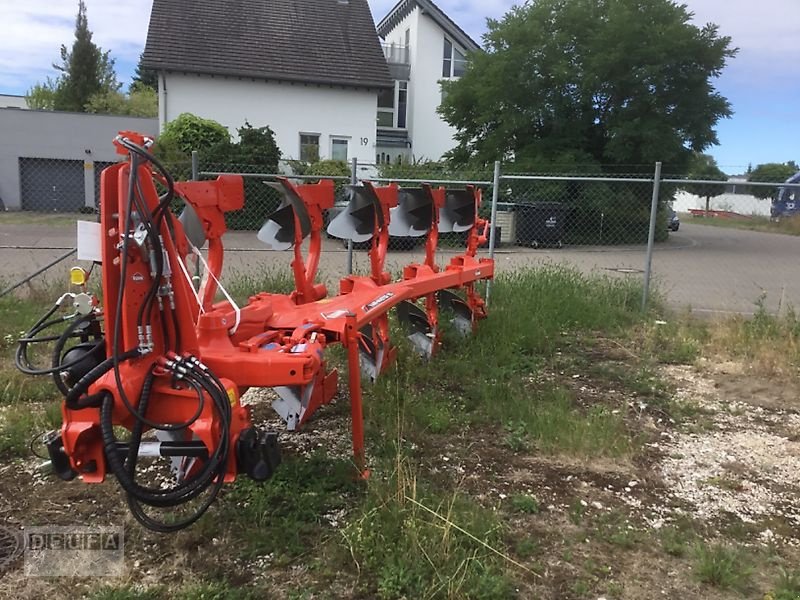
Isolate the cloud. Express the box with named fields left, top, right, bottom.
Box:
left=2, top=0, right=796, bottom=95
left=0, top=0, right=151, bottom=93
left=682, top=0, right=800, bottom=85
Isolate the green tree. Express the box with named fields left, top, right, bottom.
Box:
left=131, top=53, right=158, bottom=92
left=685, top=153, right=728, bottom=215
left=85, top=87, right=158, bottom=117
left=53, top=1, right=119, bottom=111
left=25, top=79, right=59, bottom=110
left=439, top=0, right=737, bottom=174
left=26, top=1, right=120, bottom=112
left=748, top=162, right=799, bottom=200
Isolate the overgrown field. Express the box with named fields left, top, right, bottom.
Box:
left=1, top=266, right=799, bottom=599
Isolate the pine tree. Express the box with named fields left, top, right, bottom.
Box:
left=51, top=1, right=119, bottom=111
left=131, top=53, right=158, bottom=92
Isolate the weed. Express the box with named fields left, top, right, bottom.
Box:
left=569, top=500, right=586, bottom=525
left=342, top=459, right=516, bottom=599
left=223, top=451, right=359, bottom=560
left=572, top=578, right=591, bottom=597
left=0, top=403, right=41, bottom=456
left=594, top=511, right=640, bottom=549
left=175, top=581, right=258, bottom=600
left=772, top=567, right=800, bottom=600
left=87, top=586, right=163, bottom=600
left=703, top=475, right=743, bottom=492
left=514, top=537, right=540, bottom=558
left=223, top=266, right=296, bottom=305
left=660, top=526, right=694, bottom=558
left=693, top=542, right=751, bottom=589
left=504, top=421, right=529, bottom=452
left=510, top=494, right=539, bottom=514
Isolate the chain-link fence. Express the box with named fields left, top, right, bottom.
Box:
left=3, top=153, right=800, bottom=316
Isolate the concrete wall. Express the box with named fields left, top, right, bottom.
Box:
left=410, top=10, right=463, bottom=161
left=673, top=190, right=770, bottom=217
left=0, top=94, right=27, bottom=109
left=0, top=108, right=158, bottom=210
left=159, top=73, right=378, bottom=163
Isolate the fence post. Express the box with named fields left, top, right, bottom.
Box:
left=347, top=157, right=357, bottom=275
left=190, top=150, right=201, bottom=290
left=641, top=161, right=662, bottom=312
left=191, top=150, right=199, bottom=181
left=485, top=160, right=502, bottom=306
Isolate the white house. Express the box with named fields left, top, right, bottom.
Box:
left=375, top=0, right=480, bottom=163
left=142, top=0, right=392, bottom=164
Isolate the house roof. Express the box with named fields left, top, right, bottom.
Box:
left=142, top=0, right=392, bottom=90
left=376, top=0, right=480, bottom=52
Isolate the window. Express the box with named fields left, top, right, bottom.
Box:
left=452, top=47, right=466, bottom=77
left=330, top=137, right=349, bottom=162
left=376, top=81, right=409, bottom=129
left=442, top=39, right=452, bottom=77
left=299, top=133, right=319, bottom=162
left=397, top=81, right=408, bottom=129
left=377, top=87, right=394, bottom=127
left=442, top=38, right=467, bottom=78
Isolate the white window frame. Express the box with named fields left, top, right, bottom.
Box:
left=376, top=81, right=409, bottom=130
left=442, top=37, right=467, bottom=79
left=330, top=136, right=350, bottom=162
left=299, top=132, right=320, bottom=162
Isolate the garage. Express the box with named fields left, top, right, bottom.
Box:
left=19, top=157, right=85, bottom=212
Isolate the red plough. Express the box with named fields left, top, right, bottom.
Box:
left=15, top=132, right=494, bottom=531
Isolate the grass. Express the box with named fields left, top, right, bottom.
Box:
left=221, top=451, right=359, bottom=561
left=685, top=212, right=800, bottom=237
left=366, top=266, right=644, bottom=459
left=342, top=459, right=516, bottom=600
left=0, top=281, right=66, bottom=458
left=0, top=210, right=85, bottom=227
left=771, top=568, right=800, bottom=600
left=692, top=542, right=752, bottom=589
left=222, top=266, right=296, bottom=305
left=10, top=262, right=794, bottom=597
left=510, top=494, right=540, bottom=514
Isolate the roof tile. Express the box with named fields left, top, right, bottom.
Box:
left=143, top=0, right=392, bottom=89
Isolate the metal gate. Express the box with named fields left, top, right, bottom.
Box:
left=19, top=157, right=85, bottom=212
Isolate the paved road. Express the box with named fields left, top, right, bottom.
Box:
left=1, top=220, right=798, bottom=316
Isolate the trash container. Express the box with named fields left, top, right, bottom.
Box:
left=514, top=202, right=565, bottom=248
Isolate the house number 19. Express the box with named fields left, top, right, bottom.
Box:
left=360, top=137, right=369, bottom=146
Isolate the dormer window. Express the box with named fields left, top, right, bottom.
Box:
left=442, top=38, right=466, bottom=78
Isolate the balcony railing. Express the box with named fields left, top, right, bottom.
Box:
left=381, top=43, right=410, bottom=65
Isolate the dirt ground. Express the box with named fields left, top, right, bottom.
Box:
left=0, top=350, right=798, bottom=599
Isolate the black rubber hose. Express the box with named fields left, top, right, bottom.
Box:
left=100, top=372, right=227, bottom=504
left=64, top=349, right=140, bottom=410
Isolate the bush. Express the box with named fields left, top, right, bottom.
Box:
left=153, top=115, right=283, bottom=231
left=155, top=113, right=230, bottom=159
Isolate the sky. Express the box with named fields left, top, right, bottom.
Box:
left=1, top=0, right=797, bottom=173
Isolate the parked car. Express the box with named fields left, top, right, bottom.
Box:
left=668, top=207, right=680, bottom=231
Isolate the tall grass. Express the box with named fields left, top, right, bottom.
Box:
left=367, top=266, right=643, bottom=457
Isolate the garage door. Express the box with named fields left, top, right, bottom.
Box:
left=94, top=161, right=117, bottom=207
left=19, top=158, right=85, bottom=212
